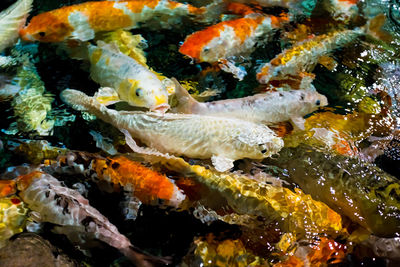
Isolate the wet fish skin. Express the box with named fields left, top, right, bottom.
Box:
left=60, top=89, right=283, bottom=172
left=0, top=0, right=33, bottom=52
left=17, top=171, right=170, bottom=267
left=19, top=0, right=223, bottom=42
left=173, top=79, right=328, bottom=125
left=88, top=42, right=169, bottom=111
left=265, top=145, right=400, bottom=237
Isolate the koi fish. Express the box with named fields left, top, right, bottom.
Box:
left=265, top=144, right=400, bottom=237
left=0, top=196, right=28, bottom=247
left=19, top=0, right=223, bottom=42
left=129, top=151, right=343, bottom=237
left=179, top=12, right=288, bottom=78
left=256, top=15, right=386, bottom=85
left=16, top=171, right=170, bottom=267
left=45, top=152, right=186, bottom=208
left=60, top=89, right=283, bottom=172
left=0, top=0, right=33, bottom=52
left=172, top=79, right=327, bottom=126
left=87, top=41, right=169, bottom=111
left=233, top=0, right=302, bottom=9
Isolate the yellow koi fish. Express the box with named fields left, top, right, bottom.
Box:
left=257, top=15, right=386, bottom=85
left=19, top=0, right=223, bottom=42
left=60, top=89, right=283, bottom=172
left=88, top=41, right=169, bottom=111
left=0, top=0, right=33, bottom=52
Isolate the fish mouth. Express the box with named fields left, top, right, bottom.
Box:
left=19, top=29, right=35, bottom=42
left=151, top=103, right=170, bottom=114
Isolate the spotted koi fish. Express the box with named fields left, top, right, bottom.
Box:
left=60, top=89, right=283, bottom=172
left=256, top=15, right=385, bottom=85
left=45, top=152, right=186, bottom=208
left=179, top=10, right=288, bottom=68
left=16, top=171, right=170, bottom=267
left=19, top=0, right=223, bottom=42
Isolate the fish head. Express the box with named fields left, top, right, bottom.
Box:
left=19, top=13, right=72, bottom=42
left=296, top=90, right=328, bottom=114
left=122, top=78, right=170, bottom=112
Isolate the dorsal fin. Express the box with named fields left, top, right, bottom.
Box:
left=171, top=78, right=200, bottom=114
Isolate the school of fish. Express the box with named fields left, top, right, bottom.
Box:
left=0, top=0, right=399, bottom=265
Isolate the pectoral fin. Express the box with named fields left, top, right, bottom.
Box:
left=218, top=59, right=247, bottom=80
left=94, top=87, right=121, bottom=106
left=171, top=78, right=200, bottom=113
left=318, top=55, right=337, bottom=71
left=211, top=155, right=234, bottom=172
left=290, top=116, right=306, bottom=131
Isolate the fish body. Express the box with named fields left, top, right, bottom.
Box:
left=179, top=13, right=288, bottom=64
left=46, top=152, right=186, bottom=208
left=0, top=0, right=33, bottom=52
left=137, top=153, right=343, bottom=237
left=265, top=145, right=400, bottom=237
left=88, top=42, right=169, bottom=111
left=19, top=0, right=222, bottom=42
left=257, top=28, right=361, bottom=84
left=61, top=89, right=283, bottom=172
left=17, top=171, right=169, bottom=266
left=233, top=0, right=301, bottom=8
left=173, top=79, right=327, bottom=125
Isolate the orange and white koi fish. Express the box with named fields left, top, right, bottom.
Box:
left=60, top=89, right=284, bottom=172
left=179, top=11, right=288, bottom=78
left=19, top=0, right=223, bottom=42
left=45, top=152, right=186, bottom=208
left=256, top=15, right=386, bottom=85
left=0, top=0, right=33, bottom=52
left=87, top=41, right=169, bottom=111
left=16, top=171, right=170, bottom=267
left=172, top=79, right=327, bottom=126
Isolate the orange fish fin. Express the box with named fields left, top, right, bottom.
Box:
left=318, top=55, right=338, bottom=71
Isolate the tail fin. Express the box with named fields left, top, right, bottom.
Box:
left=121, top=246, right=172, bottom=267
left=171, top=78, right=200, bottom=114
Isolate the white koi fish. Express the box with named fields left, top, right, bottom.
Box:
left=60, top=89, right=284, bottom=172
left=0, top=0, right=33, bottom=52
left=88, top=41, right=169, bottom=112
left=172, top=79, right=328, bottom=126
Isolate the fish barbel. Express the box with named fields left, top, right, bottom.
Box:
left=172, top=79, right=327, bottom=125
left=88, top=41, right=169, bottom=111
left=16, top=171, right=170, bottom=267
left=60, top=89, right=283, bottom=172
left=19, top=0, right=223, bottom=42
left=0, top=0, right=33, bottom=52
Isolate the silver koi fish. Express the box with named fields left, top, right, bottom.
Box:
left=60, top=89, right=284, bottom=172
left=172, top=79, right=328, bottom=125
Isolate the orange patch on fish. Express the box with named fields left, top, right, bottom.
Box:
left=16, top=171, right=44, bottom=191
left=0, top=180, right=17, bottom=197
left=93, top=156, right=178, bottom=204
left=180, top=17, right=264, bottom=60
left=338, top=0, right=359, bottom=4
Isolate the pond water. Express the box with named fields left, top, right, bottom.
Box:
left=0, top=0, right=400, bottom=266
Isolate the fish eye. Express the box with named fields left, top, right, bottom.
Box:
left=259, top=144, right=268, bottom=154
left=38, top=32, right=46, bottom=37
left=203, top=47, right=210, bottom=53
left=316, top=100, right=321, bottom=106
left=135, top=88, right=143, bottom=97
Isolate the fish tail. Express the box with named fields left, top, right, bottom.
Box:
left=121, top=246, right=172, bottom=267
left=171, top=78, right=200, bottom=114
left=60, top=89, right=115, bottom=124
